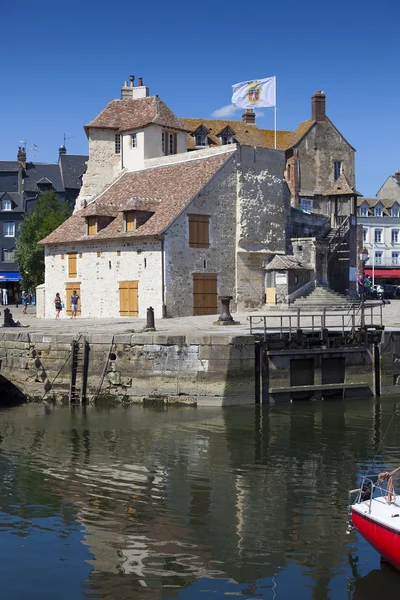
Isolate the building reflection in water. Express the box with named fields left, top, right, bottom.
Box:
left=0, top=400, right=400, bottom=599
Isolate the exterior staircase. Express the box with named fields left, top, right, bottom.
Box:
left=292, top=284, right=353, bottom=307
left=327, top=216, right=350, bottom=263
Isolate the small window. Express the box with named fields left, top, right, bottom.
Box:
left=125, top=211, right=136, bottom=232
left=334, top=160, right=343, bottom=180
left=221, top=136, right=233, bottom=145
left=195, top=133, right=207, bottom=147
left=3, top=222, right=15, bottom=237
left=392, top=252, right=399, bottom=265
left=3, top=248, right=14, bottom=262
left=87, top=216, right=96, bottom=236
left=363, top=228, right=367, bottom=242
left=188, top=214, right=210, bottom=248
left=2, top=199, right=12, bottom=211
left=374, top=229, right=382, bottom=243
left=374, top=205, right=383, bottom=217
left=162, top=131, right=177, bottom=155
left=359, top=206, right=368, bottom=217
left=131, top=134, right=137, bottom=148
left=392, top=230, right=399, bottom=244
left=392, top=205, right=399, bottom=217
left=375, top=251, right=383, bottom=265
left=169, top=133, right=176, bottom=155
left=115, top=134, right=121, bottom=154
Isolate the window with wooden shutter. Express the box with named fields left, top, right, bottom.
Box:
left=188, top=214, right=210, bottom=248
left=125, top=211, right=136, bottom=232
left=87, top=217, right=97, bottom=235
left=68, top=253, right=77, bottom=278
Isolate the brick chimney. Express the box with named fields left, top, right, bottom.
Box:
left=17, top=146, right=26, bottom=169
left=242, top=109, right=256, bottom=124
left=311, top=90, right=326, bottom=122
left=394, top=171, right=400, bottom=183
left=120, top=75, right=149, bottom=100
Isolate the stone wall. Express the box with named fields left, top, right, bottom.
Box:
left=0, top=332, right=256, bottom=407
left=44, top=239, right=163, bottom=318
left=164, top=154, right=237, bottom=317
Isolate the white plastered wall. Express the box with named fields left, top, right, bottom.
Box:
left=43, top=240, right=163, bottom=319
left=122, top=130, right=145, bottom=171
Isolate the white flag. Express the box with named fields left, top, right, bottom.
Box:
left=231, top=77, right=276, bottom=109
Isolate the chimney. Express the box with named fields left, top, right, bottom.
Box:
left=17, top=146, right=26, bottom=169
left=242, top=109, right=256, bottom=124
left=121, top=75, right=149, bottom=100
left=394, top=171, right=400, bottom=183
left=59, top=145, right=67, bottom=157
left=312, top=90, right=326, bottom=122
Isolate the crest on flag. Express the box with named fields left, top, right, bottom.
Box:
left=231, top=76, right=276, bottom=109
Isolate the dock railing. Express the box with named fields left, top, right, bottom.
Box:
left=247, top=302, right=384, bottom=342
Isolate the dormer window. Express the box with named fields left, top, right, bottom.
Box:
left=115, top=134, right=121, bottom=154
left=125, top=211, right=136, bottom=232
left=374, top=205, right=383, bottom=217
left=2, top=199, right=11, bottom=211
left=359, top=205, right=368, bottom=217
left=217, top=126, right=235, bottom=146
left=87, top=216, right=97, bottom=235
left=392, top=204, right=399, bottom=217
left=194, top=125, right=210, bottom=148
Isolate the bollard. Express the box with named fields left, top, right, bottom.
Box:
left=145, top=306, right=156, bottom=331
left=214, top=296, right=240, bottom=326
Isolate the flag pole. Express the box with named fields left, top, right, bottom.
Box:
left=274, top=76, right=277, bottom=149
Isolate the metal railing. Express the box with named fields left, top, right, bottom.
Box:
left=328, top=215, right=350, bottom=259
left=247, top=302, right=384, bottom=341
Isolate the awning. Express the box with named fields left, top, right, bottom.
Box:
left=365, top=268, right=400, bottom=278
left=0, top=272, right=21, bottom=282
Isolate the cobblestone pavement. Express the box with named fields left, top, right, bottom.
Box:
left=1, top=299, right=398, bottom=336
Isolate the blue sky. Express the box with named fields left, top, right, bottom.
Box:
left=1, top=0, right=399, bottom=197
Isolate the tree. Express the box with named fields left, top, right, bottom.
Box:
left=15, top=190, right=72, bottom=290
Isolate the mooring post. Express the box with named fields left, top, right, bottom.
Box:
left=145, top=306, right=156, bottom=331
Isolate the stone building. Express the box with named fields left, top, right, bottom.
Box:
left=39, top=78, right=359, bottom=317
left=376, top=171, right=400, bottom=201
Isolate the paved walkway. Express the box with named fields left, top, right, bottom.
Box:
left=1, top=299, right=398, bottom=336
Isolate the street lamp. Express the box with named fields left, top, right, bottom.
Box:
left=359, top=247, right=369, bottom=331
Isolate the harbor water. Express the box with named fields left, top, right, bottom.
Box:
left=1, top=398, right=400, bottom=599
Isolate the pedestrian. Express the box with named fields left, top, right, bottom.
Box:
left=54, top=293, right=63, bottom=319
left=70, top=290, right=80, bottom=319
left=21, top=291, right=28, bottom=314
left=3, top=288, right=8, bottom=305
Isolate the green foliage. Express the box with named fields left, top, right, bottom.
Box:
left=15, top=190, right=72, bottom=290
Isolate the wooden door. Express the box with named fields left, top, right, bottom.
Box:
left=266, top=288, right=276, bottom=304
left=119, top=281, right=138, bottom=316
left=265, top=271, right=276, bottom=304
left=193, top=273, right=217, bottom=315
left=65, top=283, right=81, bottom=316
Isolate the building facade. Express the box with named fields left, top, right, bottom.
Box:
left=0, top=147, right=87, bottom=298
left=39, top=78, right=359, bottom=318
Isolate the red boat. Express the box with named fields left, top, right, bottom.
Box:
left=349, top=470, right=400, bottom=569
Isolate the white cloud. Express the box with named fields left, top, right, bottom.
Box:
left=254, top=110, right=265, bottom=118
left=211, top=104, right=237, bottom=118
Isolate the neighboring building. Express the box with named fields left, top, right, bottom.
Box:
left=357, top=197, right=400, bottom=283
left=0, top=147, right=87, bottom=297
left=39, top=78, right=359, bottom=318
left=376, top=171, right=400, bottom=201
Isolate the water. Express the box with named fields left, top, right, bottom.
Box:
left=1, top=400, right=400, bottom=599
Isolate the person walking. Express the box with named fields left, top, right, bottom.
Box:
left=70, top=290, right=80, bottom=319
left=54, top=293, right=63, bottom=319
left=21, top=291, right=28, bottom=314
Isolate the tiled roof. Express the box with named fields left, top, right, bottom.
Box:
left=181, top=118, right=314, bottom=151
left=80, top=203, right=119, bottom=217
left=0, top=161, right=19, bottom=172
left=357, top=197, right=400, bottom=216
left=265, top=255, right=305, bottom=271
left=39, top=151, right=235, bottom=245
left=325, top=171, right=361, bottom=196
left=85, top=96, right=190, bottom=134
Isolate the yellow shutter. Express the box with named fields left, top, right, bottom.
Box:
left=188, top=215, right=210, bottom=248
left=87, top=217, right=97, bottom=235
left=126, top=212, right=136, bottom=232
left=68, top=253, right=77, bottom=278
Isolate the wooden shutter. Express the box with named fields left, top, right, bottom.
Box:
left=65, top=283, right=81, bottom=316
left=125, top=211, right=136, bottom=232
left=68, top=253, right=77, bottom=278
left=119, top=281, right=138, bottom=316
left=87, top=217, right=97, bottom=235
left=193, top=273, right=217, bottom=315
left=188, top=215, right=210, bottom=248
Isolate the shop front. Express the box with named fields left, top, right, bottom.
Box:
left=0, top=272, right=22, bottom=305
